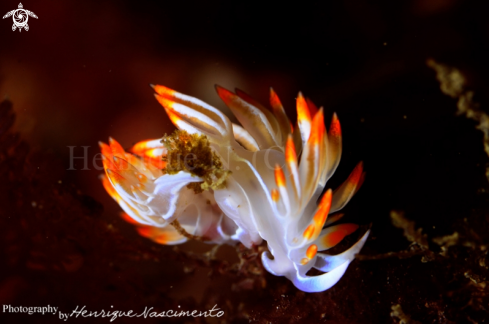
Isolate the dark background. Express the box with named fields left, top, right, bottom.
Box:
left=1, top=0, right=489, bottom=323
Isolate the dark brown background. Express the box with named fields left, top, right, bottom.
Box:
left=1, top=0, right=489, bottom=323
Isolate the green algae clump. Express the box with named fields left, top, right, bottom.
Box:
left=161, top=130, right=231, bottom=193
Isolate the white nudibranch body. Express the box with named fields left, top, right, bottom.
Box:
left=100, top=85, right=369, bottom=292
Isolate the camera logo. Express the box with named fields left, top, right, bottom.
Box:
left=3, top=3, right=38, bottom=32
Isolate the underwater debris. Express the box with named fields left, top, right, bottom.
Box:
left=428, top=59, right=489, bottom=179
left=390, top=304, right=422, bottom=324
left=357, top=211, right=435, bottom=261
left=433, top=232, right=459, bottom=257
left=390, top=211, right=429, bottom=250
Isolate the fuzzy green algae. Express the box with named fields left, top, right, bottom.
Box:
left=161, top=130, right=231, bottom=193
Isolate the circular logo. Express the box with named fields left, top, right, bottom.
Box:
left=13, top=9, right=28, bottom=28
left=3, top=3, right=38, bottom=32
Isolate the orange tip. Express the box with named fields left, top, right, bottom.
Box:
left=306, top=244, right=318, bottom=259
left=274, top=164, right=286, bottom=187
left=153, top=85, right=176, bottom=97
left=329, top=113, right=341, bottom=138
left=296, top=92, right=311, bottom=124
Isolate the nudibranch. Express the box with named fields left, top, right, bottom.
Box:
left=99, top=85, right=369, bottom=292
